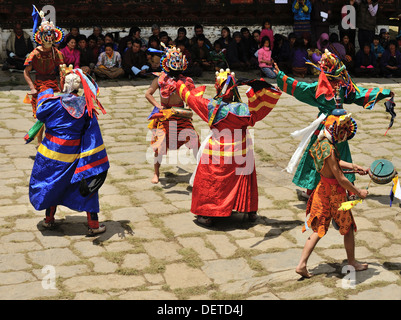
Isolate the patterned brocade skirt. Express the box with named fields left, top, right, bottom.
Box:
left=302, top=175, right=357, bottom=238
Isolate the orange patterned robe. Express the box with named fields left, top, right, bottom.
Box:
left=302, top=138, right=357, bottom=237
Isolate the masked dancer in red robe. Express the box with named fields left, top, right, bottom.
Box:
left=176, top=69, right=282, bottom=227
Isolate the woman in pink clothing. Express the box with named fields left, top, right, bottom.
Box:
left=260, top=19, right=274, bottom=50
left=60, top=35, right=80, bottom=69
left=258, top=36, right=276, bottom=79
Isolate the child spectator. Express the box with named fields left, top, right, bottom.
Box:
left=94, top=43, right=125, bottom=79
left=60, top=35, right=80, bottom=69
left=258, top=36, right=276, bottom=79
left=354, top=43, right=379, bottom=77
left=370, top=34, right=384, bottom=64
left=260, top=18, right=274, bottom=50
left=122, top=39, right=149, bottom=78
left=210, top=40, right=228, bottom=71
left=190, top=34, right=214, bottom=73
left=291, top=36, right=308, bottom=78
left=381, top=40, right=401, bottom=78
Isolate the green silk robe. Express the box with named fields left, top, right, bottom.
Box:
left=276, top=71, right=392, bottom=190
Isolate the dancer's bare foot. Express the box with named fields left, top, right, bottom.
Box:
left=151, top=172, right=159, bottom=184
left=349, top=261, right=368, bottom=271
left=295, top=265, right=312, bottom=278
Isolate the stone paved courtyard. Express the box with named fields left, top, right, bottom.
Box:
left=0, top=68, right=400, bottom=301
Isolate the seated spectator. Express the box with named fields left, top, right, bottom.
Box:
left=151, top=24, right=160, bottom=39
left=381, top=40, right=401, bottom=78
left=217, top=27, right=232, bottom=50
left=175, top=27, right=191, bottom=49
left=3, top=23, right=33, bottom=71
left=119, top=26, right=137, bottom=54
left=131, top=26, right=147, bottom=51
left=97, top=34, right=106, bottom=51
left=146, top=50, right=162, bottom=73
left=272, top=34, right=292, bottom=74
left=190, top=34, right=214, bottom=73
left=327, top=33, right=346, bottom=62
left=159, top=31, right=169, bottom=47
left=317, top=32, right=329, bottom=52
left=371, top=35, right=384, bottom=64
left=190, top=24, right=212, bottom=49
left=176, top=40, right=202, bottom=77
left=87, top=35, right=100, bottom=64
left=94, top=43, right=125, bottom=79
left=89, top=26, right=103, bottom=40
left=258, top=36, right=276, bottom=79
left=379, top=28, right=390, bottom=50
left=100, top=33, right=118, bottom=53
left=341, top=34, right=356, bottom=73
left=354, top=43, right=379, bottom=77
left=241, top=27, right=258, bottom=69
left=122, top=39, right=149, bottom=78
left=251, top=29, right=261, bottom=55
left=210, top=40, right=228, bottom=72
left=124, top=39, right=133, bottom=54
left=77, top=35, right=96, bottom=75
left=60, top=26, right=80, bottom=49
left=148, top=35, right=161, bottom=51
left=226, top=31, right=250, bottom=71
left=291, top=36, right=308, bottom=78
left=60, top=35, right=80, bottom=69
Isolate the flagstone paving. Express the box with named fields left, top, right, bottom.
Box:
left=0, top=68, right=400, bottom=300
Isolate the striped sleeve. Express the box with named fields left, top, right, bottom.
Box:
left=276, top=71, right=321, bottom=108
left=352, top=86, right=392, bottom=110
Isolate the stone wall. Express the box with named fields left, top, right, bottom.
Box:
left=0, top=24, right=389, bottom=61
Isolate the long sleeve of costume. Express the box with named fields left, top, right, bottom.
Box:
left=350, top=86, right=392, bottom=110
left=276, top=71, right=321, bottom=108
left=176, top=80, right=209, bottom=123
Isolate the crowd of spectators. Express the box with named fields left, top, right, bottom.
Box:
left=3, top=0, right=401, bottom=80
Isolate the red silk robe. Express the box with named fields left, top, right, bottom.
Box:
left=177, top=80, right=282, bottom=217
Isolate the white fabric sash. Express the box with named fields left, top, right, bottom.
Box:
left=284, top=113, right=327, bottom=174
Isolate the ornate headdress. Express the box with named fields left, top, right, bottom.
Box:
left=159, top=43, right=188, bottom=74
left=320, top=110, right=357, bottom=145
left=307, top=49, right=359, bottom=100
left=59, top=65, right=105, bottom=118
left=32, top=7, right=64, bottom=46
left=214, top=68, right=241, bottom=102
